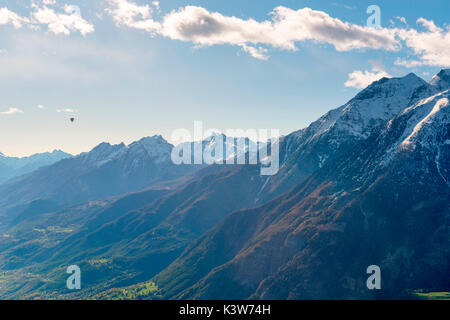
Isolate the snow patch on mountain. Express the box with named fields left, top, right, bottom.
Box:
left=401, top=96, right=449, bottom=146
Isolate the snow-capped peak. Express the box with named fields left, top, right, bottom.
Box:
left=81, top=142, right=127, bottom=166
left=306, top=73, right=431, bottom=140
left=353, top=72, right=427, bottom=102
left=129, top=135, right=168, bottom=148
left=128, top=135, right=172, bottom=163
left=80, top=135, right=174, bottom=167
left=429, top=69, right=450, bottom=92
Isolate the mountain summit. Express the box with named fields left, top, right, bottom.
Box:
left=429, top=69, right=450, bottom=91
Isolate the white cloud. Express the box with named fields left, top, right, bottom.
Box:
left=106, top=2, right=401, bottom=59
left=1, top=1, right=450, bottom=67
left=395, top=18, right=450, bottom=67
left=0, top=107, right=24, bottom=115
left=37, top=104, right=45, bottom=109
left=105, top=0, right=160, bottom=33
left=159, top=6, right=400, bottom=52
left=396, top=16, right=407, bottom=25
left=56, top=108, right=77, bottom=113
left=1, top=4, right=94, bottom=36
left=105, top=2, right=450, bottom=66
left=417, top=17, right=442, bottom=33
left=345, top=67, right=391, bottom=89
left=241, top=45, right=269, bottom=61
left=33, top=5, right=94, bottom=36
left=0, top=7, right=29, bottom=28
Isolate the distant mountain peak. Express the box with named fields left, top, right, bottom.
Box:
left=88, top=141, right=124, bottom=156
left=128, top=135, right=172, bottom=163
left=357, top=71, right=425, bottom=95
left=0, top=150, right=72, bottom=160
left=0, top=150, right=72, bottom=183
left=80, top=136, right=174, bottom=168
left=133, top=135, right=169, bottom=146
left=82, top=141, right=127, bottom=166
left=130, top=135, right=171, bottom=149
left=52, top=150, right=73, bottom=158
left=429, top=69, right=450, bottom=92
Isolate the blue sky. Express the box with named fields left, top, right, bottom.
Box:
left=0, top=0, right=449, bottom=156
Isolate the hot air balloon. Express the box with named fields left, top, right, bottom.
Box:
left=70, top=117, right=75, bottom=123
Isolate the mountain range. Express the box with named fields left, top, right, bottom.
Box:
left=0, top=150, right=71, bottom=185
left=0, top=70, right=448, bottom=299
left=0, top=136, right=201, bottom=221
